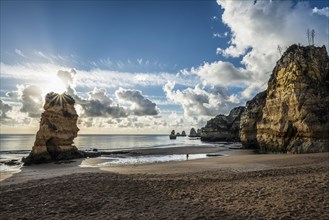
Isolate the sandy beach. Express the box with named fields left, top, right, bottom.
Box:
left=1, top=147, right=328, bottom=219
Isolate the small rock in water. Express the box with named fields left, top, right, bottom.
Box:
left=3, top=160, right=21, bottom=166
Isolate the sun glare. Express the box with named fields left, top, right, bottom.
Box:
left=42, top=77, right=67, bottom=96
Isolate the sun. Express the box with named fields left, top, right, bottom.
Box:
left=42, top=76, right=67, bottom=96
left=47, top=92, right=75, bottom=106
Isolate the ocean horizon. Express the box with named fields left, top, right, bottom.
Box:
left=0, top=134, right=211, bottom=153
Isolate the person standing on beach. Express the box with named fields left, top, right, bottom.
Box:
left=186, top=154, right=189, bottom=160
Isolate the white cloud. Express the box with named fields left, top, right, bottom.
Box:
left=18, top=85, right=43, bottom=118
left=217, top=0, right=329, bottom=57
left=76, top=69, right=199, bottom=89
left=88, top=88, right=113, bottom=106
left=57, top=69, right=77, bottom=88
left=15, top=49, right=25, bottom=57
left=116, top=88, right=159, bottom=116
left=0, top=100, right=12, bottom=118
left=1, top=109, right=38, bottom=128
left=208, top=0, right=329, bottom=99
left=64, top=84, right=128, bottom=118
left=191, top=60, right=252, bottom=87
left=6, top=85, right=43, bottom=118
left=55, top=70, right=159, bottom=118
left=213, top=32, right=228, bottom=38
left=137, top=58, right=143, bottom=65
left=163, top=81, right=241, bottom=119
left=1, top=62, right=69, bottom=95
left=35, top=51, right=54, bottom=62
left=0, top=62, right=199, bottom=92
left=313, top=7, right=329, bottom=17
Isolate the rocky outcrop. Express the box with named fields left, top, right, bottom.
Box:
left=189, top=128, right=199, bottom=137
left=175, top=131, right=187, bottom=137
left=197, top=129, right=201, bottom=136
left=23, top=93, right=83, bottom=165
left=200, top=106, right=245, bottom=142
left=241, top=45, right=329, bottom=153
left=240, top=91, right=267, bottom=148
left=169, top=130, right=176, bottom=139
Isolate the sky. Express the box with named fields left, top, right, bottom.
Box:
left=1, top=0, right=328, bottom=134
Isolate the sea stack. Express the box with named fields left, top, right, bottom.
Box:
left=23, top=92, right=82, bottom=165
left=169, top=130, right=176, bottom=139
left=241, top=45, right=329, bottom=153
left=189, top=128, right=199, bottom=137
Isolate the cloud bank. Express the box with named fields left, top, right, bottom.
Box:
left=163, top=81, right=241, bottom=118
left=0, top=100, right=12, bottom=119
left=116, top=88, right=160, bottom=116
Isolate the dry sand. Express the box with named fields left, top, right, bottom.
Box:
left=0, top=147, right=328, bottom=219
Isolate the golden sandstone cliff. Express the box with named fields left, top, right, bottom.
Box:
left=240, top=45, right=329, bottom=153
left=239, top=91, right=267, bottom=148
left=202, top=45, right=328, bottom=153
left=23, top=93, right=83, bottom=165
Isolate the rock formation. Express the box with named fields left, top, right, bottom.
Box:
left=200, top=106, right=245, bottom=142
left=189, top=128, right=199, bottom=137
left=197, top=129, right=201, bottom=136
left=181, top=131, right=187, bottom=136
left=241, top=44, right=329, bottom=153
left=169, top=130, right=176, bottom=139
left=240, top=91, right=267, bottom=148
left=23, top=92, right=83, bottom=165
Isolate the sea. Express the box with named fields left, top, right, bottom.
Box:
left=0, top=134, right=225, bottom=170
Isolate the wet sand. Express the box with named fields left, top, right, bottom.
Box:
left=0, top=147, right=328, bottom=219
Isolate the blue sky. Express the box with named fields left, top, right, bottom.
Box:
left=1, top=0, right=328, bottom=134
left=1, top=0, right=229, bottom=72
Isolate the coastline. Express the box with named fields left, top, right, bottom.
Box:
left=0, top=145, right=241, bottom=184
left=1, top=146, right=328, bottom=184
left=1, top=147, right=328, bottom=219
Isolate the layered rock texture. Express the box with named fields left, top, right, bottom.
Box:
left=241, top=45, right=329, bottom=153
left=24, top=93, right=83, bottom=165
left=200, top=106, right=245, bottom=142
left=240, top=91, right=267, bottom=149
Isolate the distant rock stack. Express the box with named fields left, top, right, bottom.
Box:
left=169, top=130, right=176, bottom=139
left=200, top=106, right=245, bottom=142
left=23, top=92, right=83, bottom=165
left=189, top=128, right=199, bottom=137
left=241, top=45, right=329, bottom=153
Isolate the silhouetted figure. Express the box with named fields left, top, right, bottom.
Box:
left=186, top=154, right=189, bottom=161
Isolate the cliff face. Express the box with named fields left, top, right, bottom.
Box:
left=240, top=91, right=267, bottom=148
left=24, top=92, right=82, bottom=164
left=240, top=45, right=329, bottom=153
left=200, top=106, right=245, bottom=142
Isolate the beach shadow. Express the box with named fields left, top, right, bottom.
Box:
left=0, top=171, right=250, bottom=219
